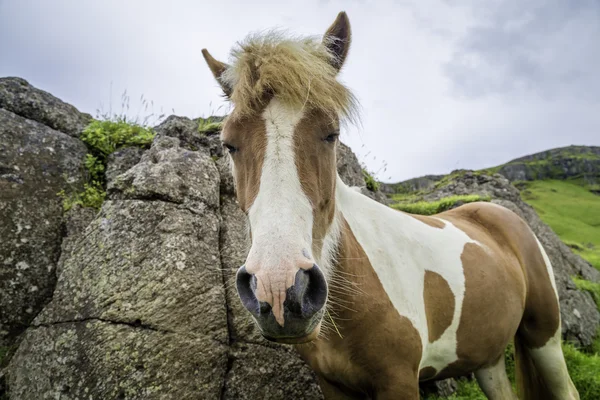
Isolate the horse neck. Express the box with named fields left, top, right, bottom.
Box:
left=322, top=176, right=396, bottom=329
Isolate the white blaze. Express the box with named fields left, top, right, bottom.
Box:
left=244, top=99, right=315, bottom=325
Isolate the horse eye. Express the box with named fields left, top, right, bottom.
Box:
left=324, top=133, right=339, bottom=143
left=223, top=143, right=238, bottom=154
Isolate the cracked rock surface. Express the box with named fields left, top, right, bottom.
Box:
left=0, top=105, right=88, bottom=351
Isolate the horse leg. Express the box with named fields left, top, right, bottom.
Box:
left=474, top=355, right=517, bottom=400
left=515, top=330, right=579, bottom=400
left=513, top=238, right=579, bottom=400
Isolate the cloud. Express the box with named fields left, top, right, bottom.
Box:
left=0, top=0, right=598, bottom=182
left=444, top=0, right=600, bottom=101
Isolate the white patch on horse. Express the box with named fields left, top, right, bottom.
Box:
left=534, top=235, right=559, bottom=298
left=335, top=176, right=479, bottom=372
left=528, top=329, right=579, bottom=398
left=244, top=98, right=315, bottom=325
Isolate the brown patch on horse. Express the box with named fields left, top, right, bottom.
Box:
left=423, top=271, right=455, bottom=342
left=434, top=202, right=559, bottom=378
left=419, top=366, right=437, bottom=381
left=406, top=213, right=445, bottom=229
left=220, top=116, right=267, bottom=212
left=296, top=218, right=422, bottom=396
left=293, top=109, right=339, bottom=257
left=444, top=202, right=560, bottom=349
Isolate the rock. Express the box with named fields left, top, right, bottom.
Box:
left=0, top=77, right=92, bottom=137
left=0, top=108, right=87, bottom=350
left=9, top=138, right=229, bottom=398
left=107, top=136, right=220, bottom=210
left=222, top=342, right=323, bottom=400
left=9, top=321, right=227, bottom=400
left=420, top=377, right=459, bottom=398
left=154, top=115, right=223, bottom=157
left=424, top=171, right=600, bottom=348
left=105, top=147, right=145, bottom=184
left=336, top=142, right=365, bottom=187
left=337, top=142, right=389, bottom=204
left=381, top=174, right=446, bottom=194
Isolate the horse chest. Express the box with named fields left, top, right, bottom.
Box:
left=297, top=340, right=370, bottom=394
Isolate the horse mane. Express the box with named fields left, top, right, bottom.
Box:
left=222, top=30, right=359, bottom=123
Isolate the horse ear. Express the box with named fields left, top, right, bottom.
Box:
left=202, top=49, right=232, bottom=97
left=323, top=11, right=352, bottom=72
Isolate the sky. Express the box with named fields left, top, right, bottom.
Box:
left=1, top=0, right=598, bottom=182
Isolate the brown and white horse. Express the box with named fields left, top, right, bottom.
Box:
left=202, top=12, right=580, bottom=400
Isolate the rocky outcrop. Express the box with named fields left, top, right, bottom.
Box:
left=0, top=78, right=92, bottom=138
left=424, top=172, right=600, bottom=348
left=380, top=174, right=446, bottom=194
left=0, top=104, right=88, bottom=353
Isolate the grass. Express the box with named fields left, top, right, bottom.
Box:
left=59, top=118, right=155, bottom=210
left=573, top=277, right=600, bottom=310
left=391, top=194, right=491, bottom=216
left=362, top=169, right=380, bottom=192
left=197, top=117, right=223, bottom=134
left=520, top=180, right=600, bottom=271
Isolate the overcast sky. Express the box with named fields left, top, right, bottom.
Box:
left=1, top=0, right=598, bottom=182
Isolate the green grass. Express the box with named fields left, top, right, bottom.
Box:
left=573, top=277, right=600, bottom=310
left=362, top=169, right=380, bottom=192
left=197, top=117, right=223, bottom=134
left=520, top=180, right=600, bottom=271
left=391, top=194, right=490, bottom=216
left=563, top=343, right=600, bottom=399
left=59, top=119, right=155, bottom=211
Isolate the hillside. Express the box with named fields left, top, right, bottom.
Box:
left=519, top=179, right=600, bottom=270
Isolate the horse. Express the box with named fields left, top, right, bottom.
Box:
left=201, top=11, right=580, bottom=400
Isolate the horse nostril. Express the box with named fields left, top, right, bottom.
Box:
left=287, top=264, right=328, bottom=318
left=236, top=265, right=260, bottom=315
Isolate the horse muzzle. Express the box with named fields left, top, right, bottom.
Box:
left=235, top=264, right=328, bottom=343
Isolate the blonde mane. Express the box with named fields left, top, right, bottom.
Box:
left=222, top=31, right=359, bottom=123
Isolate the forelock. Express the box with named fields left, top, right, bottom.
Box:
left=222, top=30, right=359, bottom=125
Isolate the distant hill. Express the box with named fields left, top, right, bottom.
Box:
left=384, top=145, right=600, bottom=194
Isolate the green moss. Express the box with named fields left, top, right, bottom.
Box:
left=362, top=169, right=380, bottom=192
left=573, top=277, right=600, bottom=309
left=391, top=194, right=490, bottom=216
left=59, top=119, right=155, bottom=211
left=80, top=120, right=155, bottom=156
left=59, top=183, right=106, bottom=211
left=197, top=117, right=223, bottom=134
